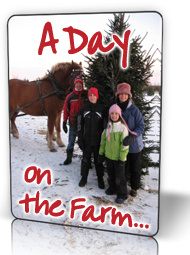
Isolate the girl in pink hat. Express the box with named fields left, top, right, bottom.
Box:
left=99, top=104, right=133, bottom=204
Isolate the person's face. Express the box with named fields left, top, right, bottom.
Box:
left=118, top=93, right=129, bottom=103
left=89, top=93, right=98, bottom=104
left=110, top=112, right=120, bottom=122
left=75, top=82, right=83, bottom=91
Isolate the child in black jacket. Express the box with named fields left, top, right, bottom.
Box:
left=77, top=88, right=106, bottom=189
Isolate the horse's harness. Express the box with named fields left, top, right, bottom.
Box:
left=10, top=68, right=84, bottom=117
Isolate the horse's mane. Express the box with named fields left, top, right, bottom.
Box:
left=41, top=62, right=74, bottom=79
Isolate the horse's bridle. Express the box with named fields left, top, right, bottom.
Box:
left=71, top=68, right=85, bottom=78
left=48, top=67, right=85, bottom=99
left=47, top=70, right=67, bottom=100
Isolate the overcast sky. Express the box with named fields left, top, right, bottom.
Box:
left=8, top=12, right=162, bottom=84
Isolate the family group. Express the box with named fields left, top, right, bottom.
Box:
left=62, top=76, right=144, bottom=204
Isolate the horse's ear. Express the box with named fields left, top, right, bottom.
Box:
left=79, top=61, right=82, bottom=67
left=72, top=60, right=74, bottom=65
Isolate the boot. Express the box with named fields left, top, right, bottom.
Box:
left=115, top=197, right=127, bottom=204
left=130, top=189, right=137, bottom=197
left=63, top=149, right=73, bottom=165
left=98, top=177, right=105, bottom=189
left=79, top=177, right=87, bottom=187
left=105, top=187, right=116, bottom=195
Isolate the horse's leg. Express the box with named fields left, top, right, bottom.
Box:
left=46, top=131, right=49, bottom=142
left=47, top=115, right=57, bottom=152
left=52, top=130, right=56, bottom=141
left=10, top=115, right=19, bottom=139
left=46, top=130, right=56, bottom=141
left=55, top=113, right=65, bottom=147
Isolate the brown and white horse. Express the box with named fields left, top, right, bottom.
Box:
left=9, top=61, right=83, bottom=152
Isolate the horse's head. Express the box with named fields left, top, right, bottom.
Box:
left=47, top=61, right=84, bottom=96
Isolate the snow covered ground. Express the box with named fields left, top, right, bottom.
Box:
left=10, top=94, right=160, bottom=243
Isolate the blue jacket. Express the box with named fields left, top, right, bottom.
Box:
left=120, top=101, right=144, bottom=153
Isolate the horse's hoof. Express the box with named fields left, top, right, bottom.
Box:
left=56, top=139, right=65, bottom=147
left=50, top=148, right=57, bottom=152
left=58, top=143, right=65, bottom=147
left=13, top=133, right=19, bottom=139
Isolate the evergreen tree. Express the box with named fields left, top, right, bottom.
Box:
left=147, top=86, right=155, bottom=96
left=84, top=13, right=159, bottom=170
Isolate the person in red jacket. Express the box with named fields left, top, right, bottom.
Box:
left=62, top=76, right=87, bottom=165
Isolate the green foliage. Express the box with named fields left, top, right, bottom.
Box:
left=147, top=86, right=155, bottom=96
left=84, top=13, right=159, bottom=169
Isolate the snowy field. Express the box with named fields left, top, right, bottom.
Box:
left=10, top=94, right=160, bottom=243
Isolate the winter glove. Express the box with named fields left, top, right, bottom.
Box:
left=123, top=134, right=136, bottom=146
left=62, top=121, right=68, bottom=133
left=98, top=154, right=105, bottom=165
left=118, top=160, right=125, bottom=167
